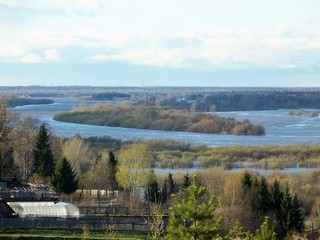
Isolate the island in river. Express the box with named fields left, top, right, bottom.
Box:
left=53, top=103, right=265, bottom=136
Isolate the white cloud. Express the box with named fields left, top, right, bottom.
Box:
left=0, top=0, right=320, bottom=71
left=0, top=0, right=16, bottom=7
left=20, top=53, right=41, bottom=63
left=75, top=0, right=102, bottom=13
left=82, top=28, right=320, bottom=70
left=44, top=49, right=61, bottom=61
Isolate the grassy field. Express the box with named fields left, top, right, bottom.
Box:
left=0, top=229, right=148, bottom=240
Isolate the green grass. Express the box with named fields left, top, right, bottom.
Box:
left=0, top=229, right=148, bottom=240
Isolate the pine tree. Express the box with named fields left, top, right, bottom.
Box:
left=255, top=217, right=276, bottom=240
left=165, top=176, right=221, bottom=240
left=51, top=156, right=78, bottom=195
left=33, top=123, right=54, bottom=178
left=183, top=173, right=192, bottom=189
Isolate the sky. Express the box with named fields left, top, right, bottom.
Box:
left=0, top=0, right=319, bottom=87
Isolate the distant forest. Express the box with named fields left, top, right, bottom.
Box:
left=2, top=86, right=320, bottom=111
left=8, top=98, right=54, bottom=108
left=159, top=90, right=320, bottom=111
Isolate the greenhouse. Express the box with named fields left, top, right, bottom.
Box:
left=7, top=201, right=79, bottom=218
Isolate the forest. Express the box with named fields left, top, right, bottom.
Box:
left=53, top=104, right=265, bottom=135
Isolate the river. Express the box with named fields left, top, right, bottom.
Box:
left=13, top=100, right=320, bottom=147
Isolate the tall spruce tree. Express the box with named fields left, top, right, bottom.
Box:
left=279, top=184, right=304, bottom=237
left=252, top=176, right=272, bottom=215
left=271, top=180, right=283, bottom=218
left=51, top=156, right=78, bottom=195
left=33, top=123, right=54, bottom=178
left=162, top=172, right=176, bottom=203
left=166, top=176, right=221, bottom=240
left=108, top=151, right=119, bottom=190
left=291, top=194, right=304, bottom=232
left=145, top=174, right=161, bottom=203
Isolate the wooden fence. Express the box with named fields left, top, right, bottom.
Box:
left=0, top=215, right=168, bottom=232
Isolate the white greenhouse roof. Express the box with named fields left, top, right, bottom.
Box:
left=7, top=201, right=79, bottom=218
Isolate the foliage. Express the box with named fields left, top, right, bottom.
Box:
left=0, top=98, right=19, bottom=179
left=148, top=203, right=165, bottom=240
left=51, top=156, right=78, bottom=195
left=33, top=123, right=54, bottom=178
left=82, top=151, right=113, bottom=189
left=254, top=217, right=276, bottom=240
left=152, top=143, right=320, bottom=169
left=241, top=173, right=304, bottom=238
left=224, top=222, right=254, bottom=240
left=12, top=117, right=36, bottom=181
left=116, top=143, right=153, bottom=195
left=62, top=135, right=92, bottom=176
left=166, top=176, right=221, bottom=240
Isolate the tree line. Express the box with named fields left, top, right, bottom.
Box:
left=151, top=90, right=320, bottom=112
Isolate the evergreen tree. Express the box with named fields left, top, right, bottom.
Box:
left=162, top=173, right=176, bottom=203
left=241, top=171, right=252, bottom=191
left=1, top=147, right=20, bottom=179
left=168, top=172, right=175, bottom=195
left=165, top=176, right=221, bottom=240
left=161, top=180, right=168, bottom=203
left=51, top=156, right=78, bottom=195
left=145, top=175, right=161, bottom=203
left=270, top=180, right=283, bottom=219
left=279, top=184, right=293, bottom=237
left=33, top=123, right=54, bottom=178
left=252, top=177, right=271, bottom=215
left=291, top=194, right=304, bottom=232
left=183, top=173, right=192, bottom=189
left=255, top=217, right=277, bottom=240
left=108, top=151, right=119, bottom=190
left=278, top=185, right=304, bottom=236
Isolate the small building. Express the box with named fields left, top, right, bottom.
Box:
left=0, top=180, right=9, bottom=189
left=7, top=201, right=79, bottom=218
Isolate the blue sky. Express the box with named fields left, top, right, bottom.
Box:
left=0, top=0, right=319, bottom=87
